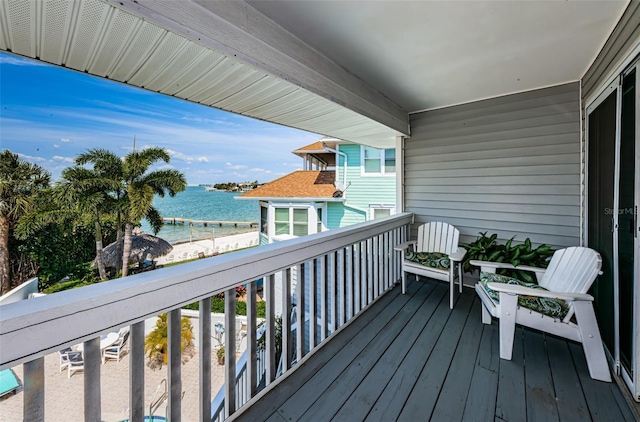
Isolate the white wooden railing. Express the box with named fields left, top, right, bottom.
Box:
left=0, top=213, right=411, bottom=421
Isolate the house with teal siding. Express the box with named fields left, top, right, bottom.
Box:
left=238, top=138, right=396, bottom=245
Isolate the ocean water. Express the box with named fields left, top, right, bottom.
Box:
left=139, top=186, right=259, bottom=244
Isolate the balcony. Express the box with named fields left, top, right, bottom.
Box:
left=0, top=212, right=635, bottom=421
left=232, top=279, right=635, bottom=421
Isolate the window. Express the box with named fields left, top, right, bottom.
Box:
left=317, top=208, right=323, bottom=233
left=260, top=206, right=268, bottom=234
left=293, top=209, right=308, bottom=236
left=362, top=146, right=396, bottom=175
left=371, top=205, right=394, bottom=220
left=363, top=146, right=381, bottom=173
left=384, top=148, right=396, bottom=173
left=274, top=208, right=290, bottom=235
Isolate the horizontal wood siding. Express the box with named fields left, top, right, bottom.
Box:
left=406, top=83, right=581, bottom=247
left=327, top=200, right=366, bottom=228
left=338, top=143, right=396, bottom=215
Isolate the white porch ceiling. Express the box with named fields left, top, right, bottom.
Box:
left=0, top=0, right=628, bottom=148
left=249, top=0, right=628, bottom=113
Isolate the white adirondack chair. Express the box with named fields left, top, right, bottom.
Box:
left=395, top=222, right=466, bottom=309
left=472, top=246, right=611, bottom=382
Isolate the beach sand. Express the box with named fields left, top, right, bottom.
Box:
left=155, top=231, right=260, bottom=265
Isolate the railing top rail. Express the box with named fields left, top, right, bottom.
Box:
left=0, top=213, right=412, bottom=369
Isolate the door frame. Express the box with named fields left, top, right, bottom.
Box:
left=584, top=61, right=640, bottom=400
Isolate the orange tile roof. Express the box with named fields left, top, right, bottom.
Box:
left=239, top=170, right=338, bottom=199
left=293, top=141, right=326, bottom=153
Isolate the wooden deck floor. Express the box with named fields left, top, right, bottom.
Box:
left=234, top=278, right=636, bottom=422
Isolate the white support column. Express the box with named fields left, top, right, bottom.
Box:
left=330, top=252, right=338, bottom=334
left=309, top=259, right=317, bottom=349
left=84, top=337, right=101, bottom=422
left=339, top=249, right=346, bottom=326
left=199, top=297, right=212, bottom=422
left=354, top=243, right=361, bottom=314
left=23, top=357, right=44, bottom=422
left=129, top=322, right=145, bottom=422
left=395, top=136, right=404, bottom=213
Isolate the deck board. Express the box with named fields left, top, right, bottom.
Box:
left=330, top=283, right=446, bottom=421
left=495, top=327, right=526, bottom=420
left=524, top=328, right=560, bottom=421
left=398, top=291, right=475, bottom=420
left=232, top=279, right=635, bottom=422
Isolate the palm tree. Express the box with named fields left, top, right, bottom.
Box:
left=57, top=165, right=121, bottom=280
left=75, top=149, right=126, bottom=274
left=0, top=150, right=50, bottom=294
left=120, top=147, right=186, bottom=276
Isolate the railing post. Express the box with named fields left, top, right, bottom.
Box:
left=224, top=288, right=237, bottom=418
left=23, top=357, right=44, bottom=422
left=320, top=255, right=328, bottom=342
left=168, top=309, right=182, bottom=420
left=84, top=337, right=101, bottom=422
left=246, top=281, right=257, bottom=398
left=346, top=245, right=353, bottom=321
left=309, top=259, right=317, bottom=349
left=199, top=297, right=212, bottom=422
left=354, top=243, right=361, bottom=314
left=339, top=248, right=346, bottom=326
left=281, top=269, right=292, bottom=372
left=330, top=252, right=338, bottom=334
left=265, top=274, right=276, bottom=384
left=130, top=322, right=145, bottom=422
left=296, top=262, right=306, bottom=361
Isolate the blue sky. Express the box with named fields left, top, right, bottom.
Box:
left=0, top=52, right=318, bottom=184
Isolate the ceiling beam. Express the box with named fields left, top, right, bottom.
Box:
left=103, top=0, right=409, bottom=136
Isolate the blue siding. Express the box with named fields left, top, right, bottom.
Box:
left=338, top=144, right=396, bottom=216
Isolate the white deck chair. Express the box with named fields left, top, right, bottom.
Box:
left=472, top=246, right=611, bottom=382
left=395, top=222, right=466, bottom=309
left=103, top=327, right=130, bottom=363
left=66, top=351, right=84, bottom=378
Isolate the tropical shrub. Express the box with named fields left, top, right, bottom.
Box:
left=144, top=313, right=195, bottom=369
left=462, top=232, right=555, bottom=283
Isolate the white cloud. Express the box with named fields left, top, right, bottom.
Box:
left=226, top=162, right=247, bottom=170
left=16, top=152, right=46, bottom=162
left=53, top=144, right=60, bottom=148
left=52, top=155, right=75, bottom=163
left=60, top=138, right=71, bottom=143
left=197, top=157, right=209, bottom=162
left=157, top=164, right=174, bottom=170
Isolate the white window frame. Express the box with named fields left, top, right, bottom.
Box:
left=369, top=204, right=395, bottom=220
left=268, top=203, right=326, bottom=240
left=360, top=146, right=396, bottom=177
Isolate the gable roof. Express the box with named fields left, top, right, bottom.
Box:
left=238, top=170, right=341, bottom=200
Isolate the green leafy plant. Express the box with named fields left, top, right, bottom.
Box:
left=462, top=232, right=555, bottom=283
left=144, top=313, right=194, bottom=369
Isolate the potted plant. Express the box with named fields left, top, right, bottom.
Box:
left=462, top=232, right=554, bottom=283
